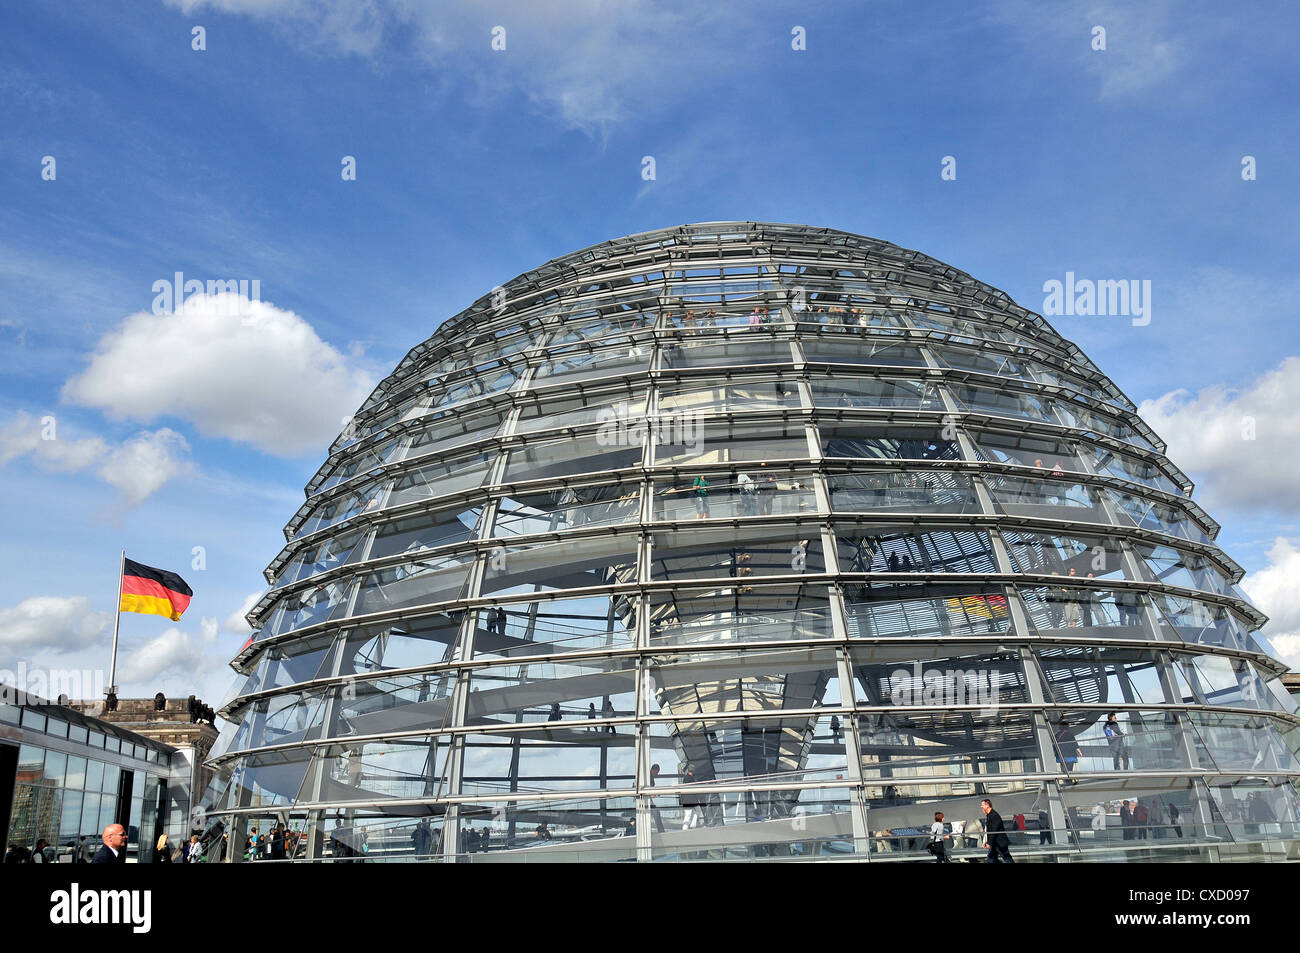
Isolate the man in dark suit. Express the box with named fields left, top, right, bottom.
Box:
left=981, top=799, right=1014, bottom=863
left=91, top=823, right=128, bottom=864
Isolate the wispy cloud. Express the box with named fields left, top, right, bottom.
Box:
left=163, top=0, right=756, bottom=135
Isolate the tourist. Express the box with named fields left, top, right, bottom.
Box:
left=980, top=799, right=1014, bottom=863
left=1104, top=712, right=1130, bottom=770
left=757, top=465, right=777, bottom=515
left=929, top=811, right=952, bottom=863
left=91, top=823, right=127, bottom=864
left=738, top=471, right=757, bottom=515
left=270, top=824, right=287, bottom=860
left=693, top=474, right=710, bottom=519
left=154, top=834, right=172, bottom=863
left=1053, top=718, right=1080, bottom=781
left=412, top=819, right=433, bottom=858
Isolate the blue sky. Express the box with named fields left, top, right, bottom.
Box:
left=1, top=0, right=1298, bottom=705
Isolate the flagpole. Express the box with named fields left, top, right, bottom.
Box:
left=107, top=549, right=124, bottom=708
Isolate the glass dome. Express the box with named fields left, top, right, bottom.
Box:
left=200, top=222, right=1300, bottom=863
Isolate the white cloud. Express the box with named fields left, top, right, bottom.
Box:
left=119, top=616, right=221, bottom=683
left=223, top=590, right=264, bottom=634
left=63, top=292, right=375, bottom=457
left=1137, top=357, right=1300, bottom=513
left=0, top=411, right=192, bottom=506
left=1241, top=537, right=1300, bottom=672
left=0, top=596, right=112, bottom=655
left=97, top=428, right=195, bottom=507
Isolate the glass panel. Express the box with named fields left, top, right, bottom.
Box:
left=1108, top=489, right=1212, bottom=544
left=645, top=713, right=847, bottom=795
left=298, top=478, right=385, bottom=538
left=659, top=378, right=800, bottom=414
left=809, top=375, right=945, bottom=410
left=454, top=796, right=638, bottom=859
left=972, top=429, right=1082, bottom=471
left=368, top=506, right=481, bottom=560
left=986, top=472, right=1104, bottom=519
left=65, top=755, right=87, bottom=790
left=647, top=787, right=858, bottom=860
left=653, top=468, right=816, bottom=521
left=820, top=424, right=961, bottom=462
left=481, top=533, right=640, bottom=597
left=661, top=338, right=794, bottom=369
left=1084, top=444, right=1183, bottom=495
left=465, top=656, right=637, bottom=728
left=835, top=524, right=1000, bottom=575
left=224, top=748, right=313, bottom=809
left=803, top=338, right=926, bottom=367
left=102, top=763, right=121, bottom=795
left=857, top=709, right=1042, bottom=782
left=339, top=616, right=462, bottom=675
left=655, top=422, right=809, bottom=467
left=263, top=578, right=353, bottom=637
left=1133, top=541, right=1233, bottom=597
left=44, top=750, right=68, bottom=788
left=473, top=593, right=638, bottom=660
left=491, top=482, right=640, bottom=537
left=328, top=672, right=458, bottom=739
left=1001, top=529, right=1127, bottom=579
left=354, top=553, right=473, bottom=615
left=460, top=727, right=635, bottom=796
left=403, top=408, right=506, bottom=458
left=276, top=526, right=367, bottom=587
left=1034, top=647, right=1172, bottom=706
left=238, top=631, right=339, bottom=699
left=1019, top=585, right=1149, bottom=632
left=1149, top=592, right=1262, bottom=653
left=59, top=790, right=84, bottom=842
left=79, top=793, right=102, bottom=835
left=388, top=451, right=492, bottom=506
left=845, top=587, right=1012, bottom=638
left=515, top=390, right=646, bottom=435
left=504, top=433, right=641, bottom=482
left=828, top=470, right=980, bottom=514
left=649, top=525, right=825, bottom=583
left=302, top=737, right=451, bottom=803
left=646, top=585, right=834, bottom=647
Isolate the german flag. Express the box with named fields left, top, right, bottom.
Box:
left=945, top=594, right=1009, bottom=619
left=120, top=558, right=192, bottom=621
